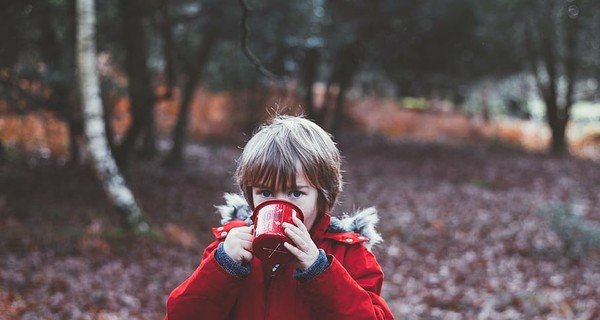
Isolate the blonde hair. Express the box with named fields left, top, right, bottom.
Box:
left=236, top=115, right=342, bottom=214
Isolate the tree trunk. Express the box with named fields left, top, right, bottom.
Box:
left=326, top=44, right=359, bottom=136
left=100, top=81, right=116, bottom=154
left=300, top=47, right=320, bottom=122
left=0, top=140, right=5, bottom=165
left=139, top=115, right=158, bottom=158
left=164, top=30, right=218, bottom=167
left=526, top=0, right=577, bottom=156
left=67, top=118, right=83, bottom=164
left=160, top=0, right=176, bottom=99
left=549, top=116, right=568, bottom=155
left=115, top=0, right=157, bottom=169
left=330, top=81, right=349, bottom=136
left=38, top=1, right=83, bottom=166
left=76, top=0, right=150, bottom=233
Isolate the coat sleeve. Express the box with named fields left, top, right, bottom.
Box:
left=299, top=244, right=394, bottom=319
left=165, top=240, right=243, bottom=320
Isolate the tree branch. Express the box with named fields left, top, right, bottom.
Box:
left=238, top=0, right=277, bottom=80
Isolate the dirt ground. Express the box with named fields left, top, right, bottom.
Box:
left=1, top=134, right=600, bottom=319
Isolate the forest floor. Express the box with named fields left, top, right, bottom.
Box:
left=1, top=134, right=600, bottom=319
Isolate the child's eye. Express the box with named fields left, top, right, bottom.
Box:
left=289, top=191, right=303, bottom=198
left=260, top=190, right=273, bottom=198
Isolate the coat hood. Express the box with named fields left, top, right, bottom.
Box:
left=215, top=193, right=383, bottom=250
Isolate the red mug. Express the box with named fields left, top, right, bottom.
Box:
left=251, top=200, right=304, bottom=264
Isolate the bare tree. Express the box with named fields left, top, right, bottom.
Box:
left=238, top=0, right=277, bottom=80
left=164, top=1, right=222, bottom=167
left=524, top=0, right=582, bottom=155
left=116, top=0, right=158, bottom=167
left=76, top=0, right=150, bottom=233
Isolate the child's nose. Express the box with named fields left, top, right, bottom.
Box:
left=273, top=192, right=288, bottom=200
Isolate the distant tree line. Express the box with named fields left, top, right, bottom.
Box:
left=2, top=0, right=600, bottom=166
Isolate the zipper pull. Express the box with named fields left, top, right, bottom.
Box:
left=270, top=263, right=281, bottom=273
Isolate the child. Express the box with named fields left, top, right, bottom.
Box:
left=166, top=115, right=394, bottom=319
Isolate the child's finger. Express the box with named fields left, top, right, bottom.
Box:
left=284, top=242, right=318, bottom=270
left=237, top=232, right=254, bottom=241
left=284, top=226, right=310, bottom=252
left=284, top=241, right=304, bottom=258
left=240, top=239, right=253, bottom=250
left=291, top=215, right=309, bottom=233
left=237, top=226, right=254, bottom=235
left=282, top=222, right=299, bottom=239
left=283, top=221, right=308, bottom=237
left=282, top=223, right=303, bottom=241
left=240, top=249, right=253, bottom=263
left=283, top=224, right=301, bottom=241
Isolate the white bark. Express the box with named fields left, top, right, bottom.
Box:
left=76, top=0, right=149, bottom=233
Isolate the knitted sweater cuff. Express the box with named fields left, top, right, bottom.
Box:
left=215, top=242, right=251, bottom=278
left=294, top=249, right=329, bottom=283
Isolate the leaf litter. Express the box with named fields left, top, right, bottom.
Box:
left=1, top=135, right=599, bottom=319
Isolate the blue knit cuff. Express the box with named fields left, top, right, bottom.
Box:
left=215, top=242, right=251, bottom=278
left=294, top=249, right=329, bottom=283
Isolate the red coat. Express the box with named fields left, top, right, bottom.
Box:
left=166, top=214, right=394, bottom=319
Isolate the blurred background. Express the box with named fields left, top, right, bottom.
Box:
left=1, top=0, right=600, bottom=319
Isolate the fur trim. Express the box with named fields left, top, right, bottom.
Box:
left=327, top=208, right=383, bottom=250
left=215, top=193, right=253, bottom=225
left=215, top=193, right=383, bottom=250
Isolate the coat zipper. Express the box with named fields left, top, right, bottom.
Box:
left=264, top=263, right=281, bottom=320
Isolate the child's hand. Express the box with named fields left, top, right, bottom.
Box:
left=223, top=226, right=254, bottom=264
left=283, top=215, right=320, bottom=271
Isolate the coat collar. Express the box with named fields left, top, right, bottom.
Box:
left=309, top=213, right=331, bottom=244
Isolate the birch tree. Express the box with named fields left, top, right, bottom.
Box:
left=76, top=0, right=149, bottom=233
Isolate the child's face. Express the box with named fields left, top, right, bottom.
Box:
left=251, top=169, right=320, bottom=231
